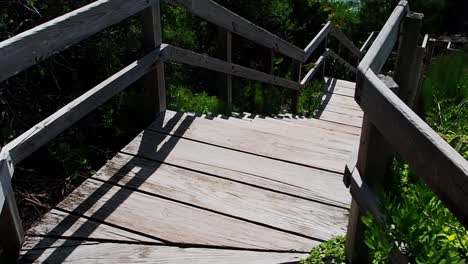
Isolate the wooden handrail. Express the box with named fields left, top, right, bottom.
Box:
left=165, top=0, right=306, bottom=62
left=304, top=22, right=333, bottom=61
left=359, top=1, right=408, bottom=73
left=165, top=45, right=301, bottom=90
left=2, top=46, right=168, bottom=166
left=358, top=69, right=468, bottom=226
left=0, top=0, right=152, bottom=82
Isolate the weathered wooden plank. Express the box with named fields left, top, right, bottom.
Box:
left=358, top=1, right=408, bottom=73
left=330, top=26, right=362, bottom=57
left=54, top=179, right=318, bottom=251
left=244, top=113, right=362, bottom=135
left=179, top=111, right=359, bottom=143
left=326, top=49, right=357, bottom=73
left=0, top=0, right=151, bottom=81
left=324, top=77, right=356, bottom=89
left=323, top=79, right=356, bottom=97
left=361, top=70, right=468, bottom=227
left=320, top=92, right=362, bottom=111
left=165, top=0, right=305, bottom=61
left=121, top=130, right=351, bottom=207
left=147, top=113, right=353, bottom=172
left=300, top=55, right=325, bottom=86
left=92, top=153, right=349, bottom=240
left=19, top=238, right=308, bottom=264
left=319, top=104, right=363, bottom=118
left=165, top=45, right=301, bottom=90
left=304, top=22, right=333, bottom=61
left=316, top=110, right=363, bottom=128
left=3, top=47, right=167, bottom=165
left=27, top=209, right=160, bottom=243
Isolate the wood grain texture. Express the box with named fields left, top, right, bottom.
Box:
left=165, top=0, right=305, bottom=61
left=361, top=70, right=468, bottom=227
left=19, top=238, right=308, bottom=264
left=0, top=0, right=151, bottom=81
left=3, top=47, right=166, bottom=165
left=92, top=153, right=349, bottom=240
left=358, top=1, right=408, bottom=73
left=146, top=112, right=353, bottom=172
left=304, top=22, right=332, bottom=61
left=54, top=179, right=318, bottom=251
left=166, top=45, right=301, bottom=90
left=323, top=78, right=356, bottom=97
left=121, top=130, right=351, bottom=207
left=27, top=209, right=160, bottom=243
left=316, top=111, right=363, bottom=128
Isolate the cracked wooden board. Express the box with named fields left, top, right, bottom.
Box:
left=51, top=179, right=318, bottom=251
left=19, top=238, right=308, bottom=264
left=91, top=153, right=349, bottom=240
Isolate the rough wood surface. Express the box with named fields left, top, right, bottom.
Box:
left=144, top=115, right=352, bottom=173
left=91, top=153, right=349, bottom=240
left=166, top=45, right=300, bottom=90
left=27, top=209, right=160, bottom=243
left=0, top=0, right=151, bottom=81
left=19, top=238, right=308, bottom=264
left=166, top=0, right=305, bottom=61
left=3, top=47, right=166, bottom=165
left=121, top=121, right=352, bottom=207
left=358, top=1, right=408, bottom=73
left=360, top=70, right=468, bottom=227
left=53, top=179, right=318, bottom=251
left=304, top=22, right=332, bottom=60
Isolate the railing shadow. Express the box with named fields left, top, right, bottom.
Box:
left=19, top=111, right=193, bottom=263
left=313, top=78, right=336, bottom=120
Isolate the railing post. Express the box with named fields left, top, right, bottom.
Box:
left=262, top=48, right=274, bottom=114
left=394, top=12, right=423, bottom=109
left=0, top=152, right=23, bottom=261
left=290, top=60, right=302, bottom=114
left=216, top=27, right=233, bottom=112
left=141, top=0, right=166, bottom=124
left=345, top=74, right=398, bottom=263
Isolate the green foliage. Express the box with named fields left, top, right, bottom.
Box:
left=363, top=160, right=468, bottom=263
left=298, top=80, right=323, bottom=117
left=167, top=85, right=226, bottom=114
left=301, top=236, right=346, bottom=264
left=362, top=52, right=468, bottom=263
left=320, top=0, right=360, bottom=34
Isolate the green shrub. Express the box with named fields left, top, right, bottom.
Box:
left=167, top=85, right=226, bottom=114
left=301, top=236, right=346, bottom=264
left=298, top=80, right=323, bottom=117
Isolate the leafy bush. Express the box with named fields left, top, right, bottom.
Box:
left=301, top=236, right=346, bottom=264
left=298, top=80, right=323, bottom=117
left=167, top=85, right=226, bottom=114
left=362, top=51, right=468, bottom=263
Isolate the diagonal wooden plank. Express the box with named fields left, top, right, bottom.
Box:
left=19, top=238, right=308, bottom=264
left=121, top=130, right=350, bottom=206
left=92, top=153, right=349, bottom=240
left=27, top=209, right=160, bottom=243
left=53, top=179, right=318, bottom=251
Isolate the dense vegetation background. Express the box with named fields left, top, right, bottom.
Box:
left=1, top=0, right=467, bottom=262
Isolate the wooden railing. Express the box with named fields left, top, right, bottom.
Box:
left=0, top=0, right=359, bottom=260
left=344, top=1, right=468, bottom=263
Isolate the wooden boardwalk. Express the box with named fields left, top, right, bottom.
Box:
left=18, top=78, right=362, bottom=263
